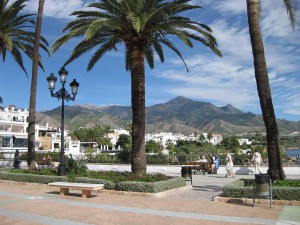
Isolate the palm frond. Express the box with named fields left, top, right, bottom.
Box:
left=283, top=0, right=296, bottom=30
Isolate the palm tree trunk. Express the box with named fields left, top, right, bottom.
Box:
left=130, top=45, right=146, bottom=176
left=246, top=0, right=285, bottom=180
left=28, top=0, right=45, bottom=168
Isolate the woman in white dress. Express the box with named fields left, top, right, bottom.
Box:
left=252, top=151, right=262, bottom=174
left=225, top=153, right=234, bottom=178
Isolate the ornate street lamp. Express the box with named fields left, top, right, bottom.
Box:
left=47, top=67, right=79, bottom=175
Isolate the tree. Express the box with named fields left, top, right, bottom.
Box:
left=145, top=140, right=163, bottom=154
left=27, top=0, right=49, bottom=169
left=207, top=132, right=213, bottom=144
left=116, top=134, right=132, bottom=151
left=72, top=125, right=111, bottom=146
left=0, top=0, right=48, bottom=75
left=220, top=136, right=240, bottom=154
left=51, top=0, right=221, bottom=176
left=0, top=96, right=2, bottom=110
left=198, top=133, right=206, bottom=143
left=246, top=0, right=296, bottom=180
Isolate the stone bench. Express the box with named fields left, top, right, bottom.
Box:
left=48, top=182, right=104, bottom=198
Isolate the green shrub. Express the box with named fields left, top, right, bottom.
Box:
left=223, top=179, right=300, bottom=201
left=115, top=177, right=186, bottom=193
left=84, top=171, right=170, bottom=183
left=66, top=154, right=88, bottom=174
left=0, top=172, right=67, bottom=184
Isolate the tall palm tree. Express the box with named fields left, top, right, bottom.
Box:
left=246, top=0, right=296, bottom=180
left=27, top=0, right=46, bottom=169
left=51, top=0, right=222, bottom=176
left=0, top=0, right=49, bottom=76
left=0, top=96, right=3, bottom=110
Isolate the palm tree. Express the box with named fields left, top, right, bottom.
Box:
left=0, top=0, right=49, bottom=76
left=0, top=96, right=3, bottom=110
left=27, top=0, right=46, bottom=169
left=246, top=0, right=296, bottom=180
left=51, top=0, right=222, bottom=176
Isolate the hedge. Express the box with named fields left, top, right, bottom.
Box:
left=0, top=172, right=67, bottom=184
left=223, top=179, right=300, bottom=201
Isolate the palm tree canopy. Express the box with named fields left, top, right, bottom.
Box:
left=52, top=0, right=222, bottom=72
left=0, top=0, right=49, bottom=76
left=257, top=0, right=296, bottom=30
left=282, top=0, right=296, bottom=30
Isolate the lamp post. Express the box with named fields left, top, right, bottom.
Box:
left=47, top=67, right=79, bottom=176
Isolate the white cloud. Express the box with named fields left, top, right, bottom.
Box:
left=154, top=1, right=300, bottom=117
left=23, top=0, right=91, bottom=19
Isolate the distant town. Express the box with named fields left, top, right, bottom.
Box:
left=1, top=105, right=299, bottom=157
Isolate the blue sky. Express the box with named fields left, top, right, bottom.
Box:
left=1, top=0, right=299, bottom=122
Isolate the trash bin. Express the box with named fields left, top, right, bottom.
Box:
left=181, top=166, right=192, bottom=179
left=254, top=174, right=270, bottom=196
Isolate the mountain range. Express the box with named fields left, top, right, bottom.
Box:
left=36, top=96, right=300, bottom=134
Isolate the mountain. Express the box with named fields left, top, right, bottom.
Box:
left=36, top=96, right=300, bottom=134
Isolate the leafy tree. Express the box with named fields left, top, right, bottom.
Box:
left=116, top=134, right=132, bottom=163
left=51, top=0, right=221, bottom=176
left=145, top=140, right=163, bottom=154
left=246, top=1, right=296, bottom=180
left=0, top=0, right=49, bottom=75
left=72, top=125, right=111, bottom=146
left=116, top=134, right=132, bottom=151
left=165, top=139, right=175, bottom=151
left=220, top=136, right=240, bottom=154
left=198, top=133, right=206, bottom=143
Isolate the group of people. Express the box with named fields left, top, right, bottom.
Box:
left=13, top=150, right=55, bottom=170
left=195, top=151, right=263, bottom=177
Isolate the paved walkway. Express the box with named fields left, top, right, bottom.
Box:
left=0, top=174, right=299, bottom=225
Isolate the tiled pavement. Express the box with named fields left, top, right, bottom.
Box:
left=0, top=174, right=299, bottom=225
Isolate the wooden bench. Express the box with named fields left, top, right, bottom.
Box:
left=185, top=161, right=211, bottom=174
left=48, top=182, right=104, bottom=198
left=36, top=160, right=53, bottom=168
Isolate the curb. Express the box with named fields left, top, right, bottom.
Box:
left=213, top=196, right=300, bottom=206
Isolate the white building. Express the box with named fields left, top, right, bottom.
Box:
left=0, top=105, right=66, bottom=153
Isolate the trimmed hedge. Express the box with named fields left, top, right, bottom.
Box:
left=75, top=176, right=185, bottom=193
left=0, top=172, right=67, bottom=184
left=223, top=179, right=300, bottom=201
left=0, top=171, right=186, bottom=193
left=115, top=177, right=186, bottom=193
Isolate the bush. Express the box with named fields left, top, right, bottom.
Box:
left=223, top=179, right=300, bottom=201
left=0, top=171, right=67, bottom=184
left=115, top=177, right=186, bottom=193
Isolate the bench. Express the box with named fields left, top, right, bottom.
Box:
left=184, top=161, right=211, bottom=174
left=48, top=182, right=104, bottom=198
left=36, top=160, right=53, bottom=168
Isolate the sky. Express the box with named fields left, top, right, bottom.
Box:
left=1, top=0, right=299, bottom=122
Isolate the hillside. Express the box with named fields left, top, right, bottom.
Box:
left=37, top=96, right=300, bottom=134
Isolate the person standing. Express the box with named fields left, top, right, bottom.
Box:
left=13, top=150, right=21, bottom=169
left=252, top=151, right=262, bottom=174
left=225, top=153, right=234, bottom=178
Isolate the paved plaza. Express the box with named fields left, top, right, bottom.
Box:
left=0, top=174, right=299, bottom=225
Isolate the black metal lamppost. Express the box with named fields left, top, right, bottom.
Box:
left=46, top=67, right=79, bottom=176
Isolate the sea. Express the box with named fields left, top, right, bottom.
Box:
left=285, top=149, right=300, bottom=156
